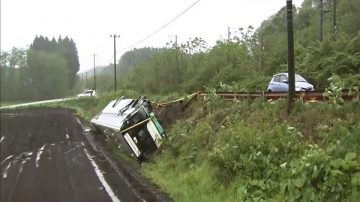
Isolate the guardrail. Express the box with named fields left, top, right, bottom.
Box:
left=197, top=89, right=356, bottom=102
left=153, top=89, right=358, bottom=109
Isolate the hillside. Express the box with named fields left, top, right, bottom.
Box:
left=143, top=94, right=360, bottom=201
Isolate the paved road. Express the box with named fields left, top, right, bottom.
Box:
left=0, top=98, right=74, bottom=110
left=0, top=109, right=141, bottom=202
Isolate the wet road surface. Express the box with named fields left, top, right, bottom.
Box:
left=0, top=109, right=142, bottom=202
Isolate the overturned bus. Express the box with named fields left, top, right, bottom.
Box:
left=91, top=96, right=165, bottom=161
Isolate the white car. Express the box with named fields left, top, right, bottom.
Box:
left=267, top=73, right=314, bottom=92
left=77, top=89, right=96, bottom=98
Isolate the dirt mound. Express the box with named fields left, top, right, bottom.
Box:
left=154, top=101, right=196, bottom=130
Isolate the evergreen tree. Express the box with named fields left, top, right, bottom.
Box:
left=58, top=37, right=79, bottom=89
left=26, top=35, right=79, bottom=100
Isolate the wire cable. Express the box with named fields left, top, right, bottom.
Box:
left=121, top=0, right=201, bottom=51
left=104, top=0, right=201, bottom=66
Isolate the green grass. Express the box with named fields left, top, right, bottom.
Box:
left=0, top=101, right=22, bottom=107
left=143, top=159, right=235, bottom=201
left=142, top=98, right=360, bottom=201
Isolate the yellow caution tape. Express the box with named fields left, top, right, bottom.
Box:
left=120, top=118, right=151, bottom=134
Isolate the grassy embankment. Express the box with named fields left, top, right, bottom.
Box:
left=142, top=95, right=360, bottom=201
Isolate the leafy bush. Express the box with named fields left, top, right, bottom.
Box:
left=323, top=74, right=346, bottom=104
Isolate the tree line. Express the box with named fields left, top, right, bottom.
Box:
left=78, top=0, right=359, bottom=95
left=1, top=0, right=359, bottom=102
left=114, top=0, right=359, bottom=94
left=77, top=47, right=163, bottom=92
left=1, top=36, right=79, bottom=102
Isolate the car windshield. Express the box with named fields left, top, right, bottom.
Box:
left=84, top=90, right=93, bottom=94
left=295, top=74, right=306, bottom=82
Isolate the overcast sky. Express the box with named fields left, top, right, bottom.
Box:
left=1, top=0, right=304, bottom=72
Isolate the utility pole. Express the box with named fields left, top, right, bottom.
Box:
left=132, top=49, right=136, bottom=67
left=93, top=54, right=96, bottom=90
left=110, top=34, right=120, bottom=92
left=260, top=34, right=264, bottom=71
left=286, top=0, right=295, bottom=113
left=85, top=72, right=88, bottom=89
left=175, top=35, right=180, bottom=84
left=333, top=0, right=337, bottom=35
left=320, top=0, right=324, bottom=41
left=228, top=26, right=231, bottom=40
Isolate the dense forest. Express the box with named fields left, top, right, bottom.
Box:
left=1, top=36, right=79, bottom=101
left=1, top=0, right=359, bottom=102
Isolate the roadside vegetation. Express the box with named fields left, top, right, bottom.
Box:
left=143, top=95, right=360, bottom=201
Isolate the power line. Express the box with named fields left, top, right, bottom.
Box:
left=320, top=0, right=324, bottom=41
left=333, top=0, right=337, bottom=35
left=103, top=0, right=201, bottom=66
left=121, top=0, right=201, bottom=50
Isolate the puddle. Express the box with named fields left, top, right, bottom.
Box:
left=2, top=162, right=12, bottom=178
left=1, top=155, right=14, bottom=164
left=18, top=157, right=30, bottom=174
left=36, top=145, right=46, bottom=168
left=16, top=151, right=33, bottom=173
left=65, top=128, right=70, bottom=140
